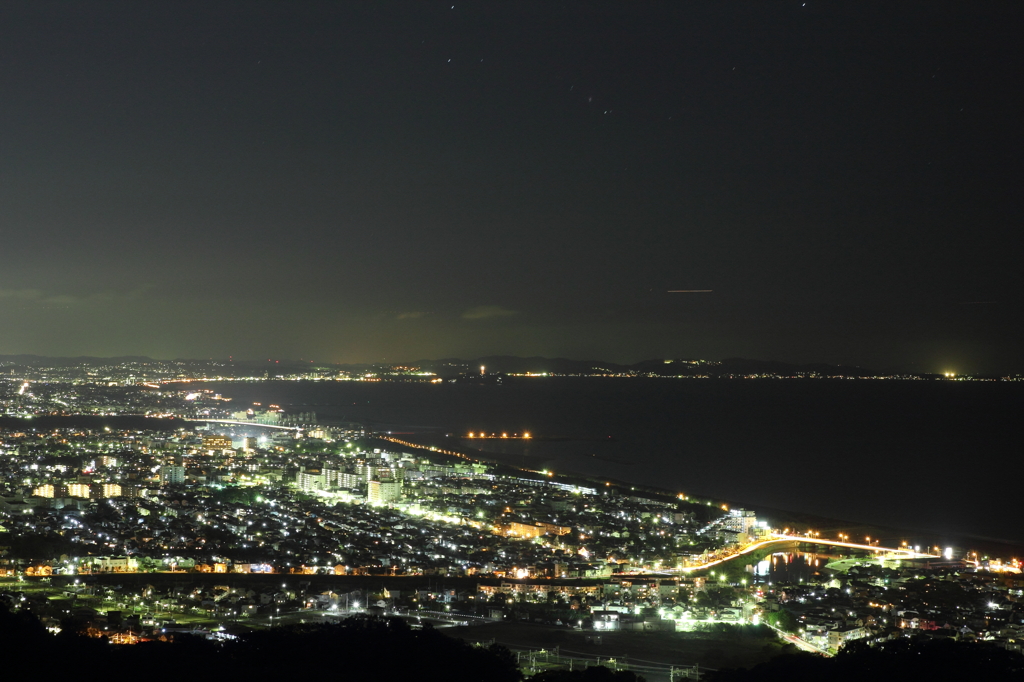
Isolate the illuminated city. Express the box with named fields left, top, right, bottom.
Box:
left=1, top=0, right=1020, bottom=679
left=1, top=365, right=1022, bottom=678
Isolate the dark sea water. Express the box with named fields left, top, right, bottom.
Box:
left=174, top=378, right=1022, bottom=546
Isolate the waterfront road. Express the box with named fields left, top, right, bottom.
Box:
left=626, top=534, right=938, bottom=577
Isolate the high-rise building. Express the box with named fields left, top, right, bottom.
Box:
left=337, top=472, right=364, bottom=490
left=367, top=478, right=402, bottom=506
left=297, top=471, right=321, bottom=492
left=160, top=465, right=186, bottom=485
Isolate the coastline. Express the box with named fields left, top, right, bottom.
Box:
left=383, top=433, right=1024, bottom=561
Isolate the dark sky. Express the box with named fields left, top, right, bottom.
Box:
left=1, top=1, right=1020, bottom=372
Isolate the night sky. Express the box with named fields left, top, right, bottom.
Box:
left=2, top=1, right=1020, bottom=373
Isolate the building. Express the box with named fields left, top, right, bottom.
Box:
left=118, top=485, right=140, bottom=500
left=367, top=478, right=402, bottom=505
left=202, top=434, right=234, bottom=453
left=592, top=610, right=622, bottom=630
left=84, top=556, right=138, bottom=573
left=67, top=483, right=91, bottom=499
left=337, top=472, right=365, bottom=490
left=33, top=484, right=56, bottom=498
left=297, top=471, right=323, bottom=493
left=828, top=626, right=869, bottom=651
left=160, top=465, right=186, bottom=485
left=99, top=483, right=122, bottom=498
left=723, top=509, right=758, bottom=536
left=500, top=521, right=572, bottom=539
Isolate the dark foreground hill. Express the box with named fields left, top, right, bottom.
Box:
left=4, top=605, right=1020, bottom=680
left=708, top=638, right=1023, bottom=681
left=1, top=607, right=522, bottom=682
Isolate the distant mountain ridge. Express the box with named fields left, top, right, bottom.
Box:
left=411, top=355, right=874, bottom=378
left=0, top=354, right=156, bottom=367
left=0, top=353, right=893, bottom=377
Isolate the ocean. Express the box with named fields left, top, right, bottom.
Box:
left=179, top=377, right=1022, bottom=547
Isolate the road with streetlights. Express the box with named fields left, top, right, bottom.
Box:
left=623, top=533, right=938, bottom=577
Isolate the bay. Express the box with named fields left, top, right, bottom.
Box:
left=178, top=377, right=1022, bottom=546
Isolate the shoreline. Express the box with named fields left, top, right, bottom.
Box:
left=383, top=433, right=1024, bottom=560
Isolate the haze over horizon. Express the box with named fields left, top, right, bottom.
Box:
left=0, top=351, right=1007, bottom=377
left=1, top=2, right=1020, bottom=374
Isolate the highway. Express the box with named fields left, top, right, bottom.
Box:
left=630, top=534, right=938, bottom=577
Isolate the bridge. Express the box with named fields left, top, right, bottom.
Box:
left=190, top=419, right=303, bottom=432
left=768, top=534, right=938, bottom=558
left=630, top=534, right=938, bottom=577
